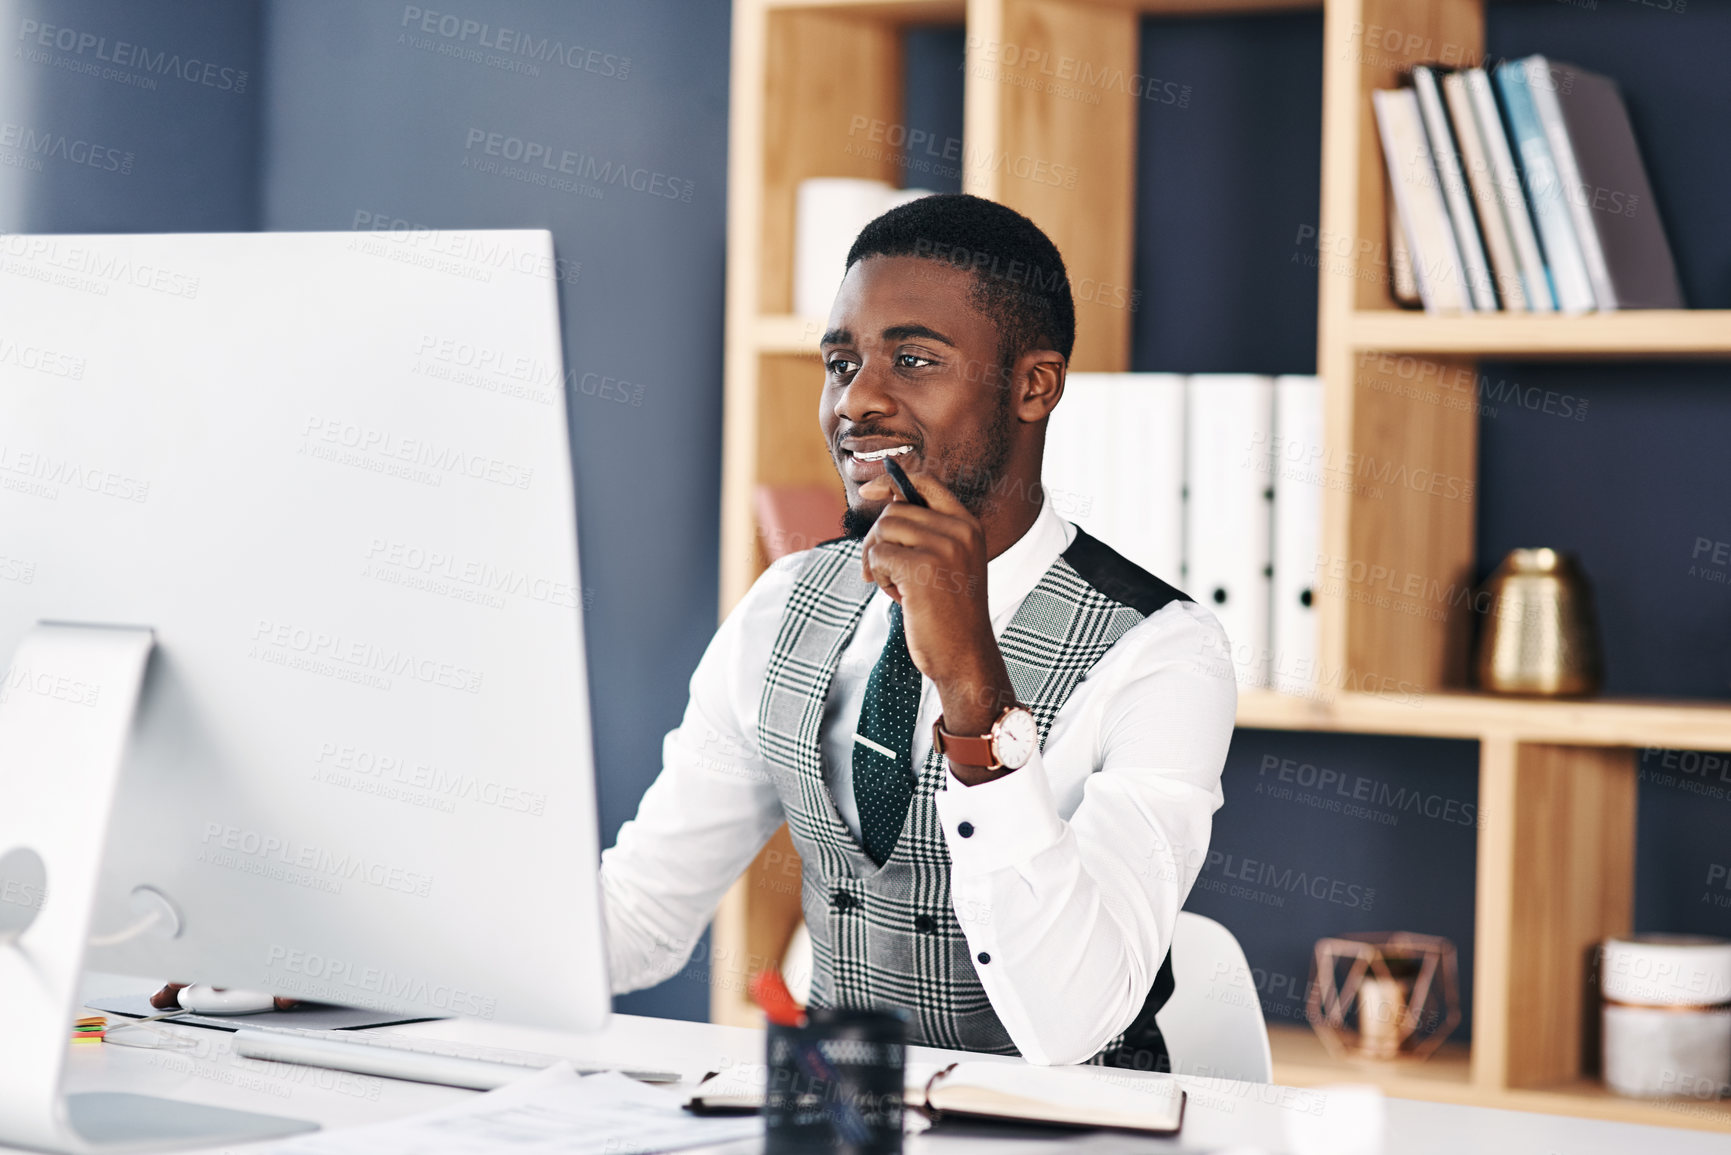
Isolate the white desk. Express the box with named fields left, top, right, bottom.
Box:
left=44, top=1002, right=1731, bottom=1154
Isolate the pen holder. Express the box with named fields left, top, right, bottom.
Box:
left=765, top=1007, right=906, bottom=1155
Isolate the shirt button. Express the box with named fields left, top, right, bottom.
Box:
left=977, top=952, right=992, bottom=965
left=913, top=914, right=936, bottom=933
left=957, top=822, right=974, bottom=838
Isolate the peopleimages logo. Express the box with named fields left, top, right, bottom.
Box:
left=1257, top=755, right=1478, bottom=827
left=200, top=823, right=435, bottom=898
left=0, top=121, right=131, bottom=174
left=462, top=129, right=695, bottom=202
left=265, top=944, right=498, bottom=1018
left=364, top=536, right=578, bottom=610
left=0, top=442, right=151, bottom=503
left=0, top=334, right=84, bottom=379
left=350, top=211, right=583, bottom=287
left=400, top=7, right=630, bottom=79
left=0, top=235, right=201, bottom=298
left=249, top=618, right=486, bottom=695
left=1200, top=851, right=1376, bottom=910
left=0, top=665, right=101, bottom=708
left=300, top=415, right=535, bottom=490
left=16, top=20, right=249, bottom=92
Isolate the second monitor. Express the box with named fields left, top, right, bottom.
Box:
left=0, top=229, right=608, bottom=1150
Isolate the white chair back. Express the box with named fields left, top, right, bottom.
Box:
left=780, top=910, right=1273, bottom=1083
left=1155, top=910, right=1274, bottom=1083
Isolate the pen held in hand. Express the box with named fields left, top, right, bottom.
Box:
left=882, top=457, right=927, bottom=508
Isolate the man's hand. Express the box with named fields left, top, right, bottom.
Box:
left=857, top=470, right=1019, bottom=783
left=149, top=982, right=299, bottom=1012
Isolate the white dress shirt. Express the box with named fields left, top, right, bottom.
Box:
left=600, top=497, right=1236, bottom=1064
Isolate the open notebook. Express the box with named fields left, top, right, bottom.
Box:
left=688, top=1060, right=1184, bottom=1136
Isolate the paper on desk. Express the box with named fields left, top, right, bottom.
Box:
left=264, top=1064, right=762, bottom=1155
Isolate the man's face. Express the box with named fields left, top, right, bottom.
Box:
left=819, top=255, right=1013, bottom=537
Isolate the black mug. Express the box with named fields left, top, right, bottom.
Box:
left=764, top=1007, right=906, bottom=1155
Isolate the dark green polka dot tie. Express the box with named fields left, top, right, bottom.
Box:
left=852, top=601, right=922, bottom=865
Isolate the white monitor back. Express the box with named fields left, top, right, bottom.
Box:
left=0, top=230, right=609, bottom=1032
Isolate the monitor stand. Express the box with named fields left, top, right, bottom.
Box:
left=0, top=624, right=318, bottom=1153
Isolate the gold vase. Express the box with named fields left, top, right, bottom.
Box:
left=1474, top=548, right=1602, bottom=696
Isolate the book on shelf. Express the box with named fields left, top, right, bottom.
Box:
left=1441, top=69, right=1528, bottom=311
left=1373, top=56, right=1680, bottom=313
left=1527, top=56, right=1684, bottom=309
left=1461, top=66, right=1555, bottom=311
left=1107, top=373, right=1186, bottom=583
left=1524, top=56, right=1618, bottom=310
left=1373, top=87, right=1470, bottom=313
left=1185, top=374, right=1274, bottom=689
left=1412, top=66, right=1498, bottom=311
left=1271, top=376, right=1322, bottom=697
left=1045, top=373, right=1327, bottom=697
left=1493, top=59, right=1596, bottom=312
left=1387, top=187, right=1422, bottom=308
left=1044, top=373, right=1184, bottom=585
left=1042, top=370, right=1115, bottom=551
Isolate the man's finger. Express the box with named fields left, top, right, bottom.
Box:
left=864, top=540, right=924, bottom=602
left=150, top=982, right=188, bottom=1011
left=899, top=468, right=969, bottom=515
left=869, top=501, right=970, bottom=549
left=858, top=469, right=967, bottom=516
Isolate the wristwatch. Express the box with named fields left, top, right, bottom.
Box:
left=933, top=705, right=1038, bottom=772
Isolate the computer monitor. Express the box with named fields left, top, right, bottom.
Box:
left=0, top=229, right=609, bottom=1151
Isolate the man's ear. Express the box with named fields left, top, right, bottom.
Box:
left=1010, top=349, right=1066, bottom=424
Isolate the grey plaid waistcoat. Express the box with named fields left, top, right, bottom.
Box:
left=756, top=527, right=1189, bottom=1066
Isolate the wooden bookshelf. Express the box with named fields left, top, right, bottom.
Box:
left=1269, top=1024, right=1731, bottom=1132
left=753, top=314, right=826, bottom=355
left=1267, top=1022, right=1477, bottom=1099
left=1238, top=689, right=1731, bottom=750
left=716, top=0, right=1729, bottom=1131
left=1348, top=309, right=1731, bottom=358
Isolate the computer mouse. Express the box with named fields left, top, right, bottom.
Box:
left=176, top=984, right=276, bottom=1015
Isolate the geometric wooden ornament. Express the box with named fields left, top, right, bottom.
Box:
left=1308, top=932, right=1462, bottom=1062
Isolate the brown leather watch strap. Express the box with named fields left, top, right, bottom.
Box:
left=932, top=716, right=1000, bottom=770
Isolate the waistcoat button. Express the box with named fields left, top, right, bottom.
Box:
left=913, top=914, right=936, bottom=932
left=832, top=891, right=856, bottom=911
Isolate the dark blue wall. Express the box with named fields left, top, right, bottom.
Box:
left=0, top=0, right=260, bottom=230
left=1134, top=14, right=1323, bottom=376
left=3, top=0, right=731, bottom=1023
left=901, top=28, right=966, bottom=196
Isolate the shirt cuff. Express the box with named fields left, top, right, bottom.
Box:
left=933, top=749, right=1067, bottom=876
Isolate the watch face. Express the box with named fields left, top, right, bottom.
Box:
left=993, top=708, right=1038, bottom=770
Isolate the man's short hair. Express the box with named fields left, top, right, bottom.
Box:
left=844, top=193, right=1076, bottom=365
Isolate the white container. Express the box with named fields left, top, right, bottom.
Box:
left=793, top=179, right=933, bottom=321
left=1601, top=935, right=1731, bottom=1099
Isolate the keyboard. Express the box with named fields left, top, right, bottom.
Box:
left=233, top=1025, right=682, bottom=1090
